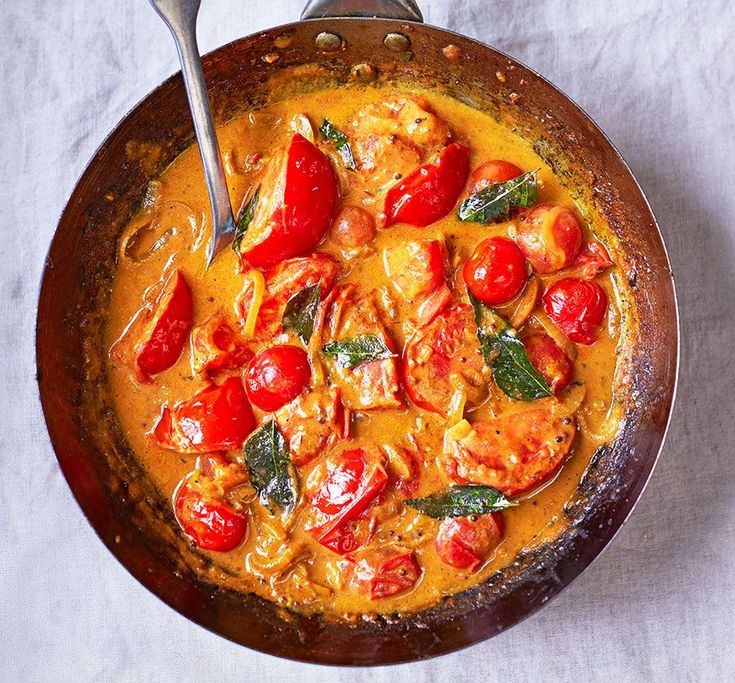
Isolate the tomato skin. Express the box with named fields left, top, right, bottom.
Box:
left=467, top=159, right=522, bottom=195
left=307, top=448, right=388, bottom=553
left=174, top=486, right=248, bottom=552
left=462, top=236, right=528, bottom=306
left=542, top=278, right=608, bottom=345
left=383, top=239, right=445, bottom=301
left=245, top=345, right=311, bottom=412
left=329, top=206, right=376, bottom=247
left=151, top=376, right=255, bottom=453
left=352, top=550, right=422, bottom=599
left=240, top=134, right=338, bottom=268
left=515, top=204, right=583, bottom=274
left=523, top=333, right=574, bottom=394
left=383, top=143, right=470, bottom=228
left=435, top=514, right=504, bottom=571
left=190, top=313, right=252, bottom=379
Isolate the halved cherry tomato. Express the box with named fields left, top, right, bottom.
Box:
left=352, top=549, right=422, bottom=599
left=190, top=313, right=252, bottom=379
left=403, top=303, right=486, bottom=416
left=174, top=454, right=248, bottom=552
left=151, top=376, right=255, bottom=453
left=462, top=236, right=528, bottom=306
left=111, top=269, right=193, bottom=383
left=307, top=448, right=388, bottom=552
left=542, top=278, right=608, bottom=345
left=329, top=206, right=377, bottom=247
left=435, top=514, right=504, bottom=571
left=443, top=410, right=576, bottom=496
left=239, top=134, right=338, bottom=268
left=383, top=143, right=470, bottom=228
left=523, top=333, right=574, bottom=394
left=515, top=204, right=583, bottom=274
left=467, top=159, right=523, bottom=195
left=245, top=344, right=311, bottom=412
left=383, top=239, right=445, bottom=301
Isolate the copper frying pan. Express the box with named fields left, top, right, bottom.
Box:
left=35, top=0, right=679, bottom=665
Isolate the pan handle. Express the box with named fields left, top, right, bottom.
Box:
left=301, top=0, right=423, bottom=21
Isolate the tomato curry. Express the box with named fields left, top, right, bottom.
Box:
left=105, top=86, right=624, bottom=617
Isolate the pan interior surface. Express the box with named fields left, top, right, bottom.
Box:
left=36, top=18, right=677, bottom=664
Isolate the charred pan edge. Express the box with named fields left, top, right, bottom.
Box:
left=36, top=19, right=678, bottom=665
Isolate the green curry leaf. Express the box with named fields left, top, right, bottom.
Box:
left=458, top=170, right=537, bottom=223
left=322, top=334, right=395, bottom=369
left=406, top=485, right=517, bottom=518
left=242, top=420, right=298, bottom=515
left=282, top=284, right=321, bottom=345
left=470, top=293, right=552, bottom=400
left=319, top=119, right=356, bottom=171
left=232, top=187, right=260, bottom=253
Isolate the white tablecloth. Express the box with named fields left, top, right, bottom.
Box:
left=2, top=0, right=734, bottom=680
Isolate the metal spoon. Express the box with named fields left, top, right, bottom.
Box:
left=149, top=0, right=236, bottom=268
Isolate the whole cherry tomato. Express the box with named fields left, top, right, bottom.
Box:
left=307, top=448, right=388, bottom=552
left=239, top=134, right=338, bottom=268
left=542, top=278, right=608, bottom=345
left=174, top=453, right=249, bottom=552
left=329, top=206, right=377, bottom=247
left=151, top=376, right=255, bottom=453
left=245, top=344, right=311, bottom=412
left=523, top=333, right=574, bottom=394
left=462, top=236, right=528, bottom=306
left=352, top=549, right=422, bottom=599
left=467, top=159, right=523, bottom=195
left=515, top=204, right=583, bottom=274
left=435, top=513, right=504, bottom=571
left=383, top=143, right=470, bottom=228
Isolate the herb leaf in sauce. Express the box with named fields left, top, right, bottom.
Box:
left=406, top=485, right=517, bottom=518
left=319, top=119, right=356, bottom=171
left=232, top=187, right=260, bottom=253
left=470, top=293, right=553, bottom=400
left=283, top=284, right=321, bottom=345
left=242, top=419, right=298, bottom=515
left=322, top=334, right=395, bottom=369
left=458, top=170, right=537, bottom=223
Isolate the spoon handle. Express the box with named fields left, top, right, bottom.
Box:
left=149, top=0, right=236, bottom=267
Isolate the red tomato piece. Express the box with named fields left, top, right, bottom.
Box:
left=307, top=448, right=388, bottom=553
left=190, top=313, right=252, bottom=379
left=435, top=514, right=504, bottom=571
left=329, top=206, right=377, bottom=247
left=467, top=159, right=523, bottom=195
left=415, top=282, right=452, bottom=326
left=403, top=303, right=486, bottom=416
left=111, top=269, right=193, bottom=383
left=383, top=239, right=445, bottom=302
left=245, top=344, right=311, bottom=412
left=523, top=333, right=574, bottom=394
left=443, top=410, right=576, bottom=496
left=352, top=549, right=422, bottom=599
left=383, top=143, right=470, bottom=228
left=542, top=278, right=608, bottom=345
left=235, top=252, right=340, bottom=334
left=151, top=376, right=255, bottom=453
left=239, top=134, right=338, bottom=268
left=569, top=241, right=614, bottom=279
left=515, top=204, right=583, bottom=274
left=174, top=454, right=248, bottom=552
left=463, top=236, right=528, bottom=306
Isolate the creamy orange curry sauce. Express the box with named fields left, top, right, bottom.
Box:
left=105, top=86, right=623, bottom=617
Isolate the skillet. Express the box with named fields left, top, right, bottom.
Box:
left=35, top=0, right=679, bottom=665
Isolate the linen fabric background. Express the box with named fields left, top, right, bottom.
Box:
left=2, top=0, right=734, bottom=680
